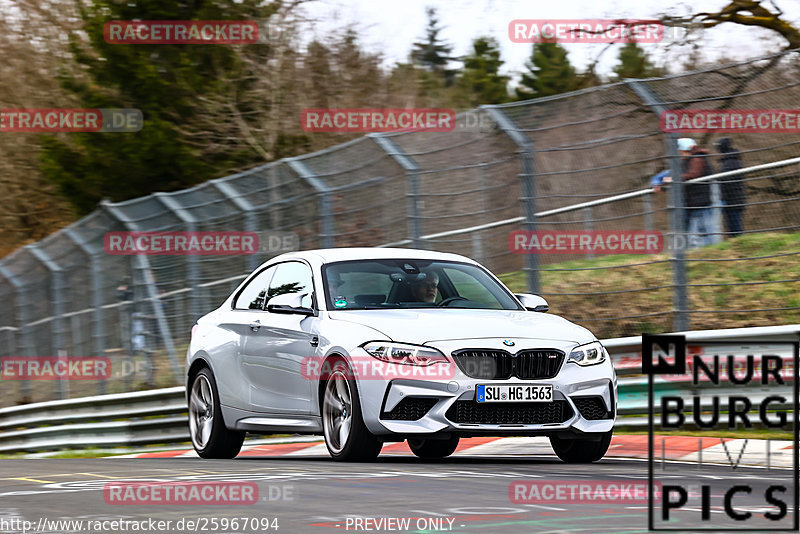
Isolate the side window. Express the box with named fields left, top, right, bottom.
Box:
left=233, top=266, right=277, bottom=310
left=267, top=262, right=314, bottom=308
left=443, top=267, right=503, bottom=309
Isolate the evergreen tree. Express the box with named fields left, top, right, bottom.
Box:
left=612, top=42, right=661, bottom=79
left=457, top=36, right=509, bottom=106
left=39, top=0, right=277, bottom=214
left=305, top=40, right=333, bottom=107
left=515, top=41, right=578, bottom=100
left=410, top=7, right=456, bottom=84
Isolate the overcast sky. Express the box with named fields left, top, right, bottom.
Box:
left=300, top=0, right=798, bottom=78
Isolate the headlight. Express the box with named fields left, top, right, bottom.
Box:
left=568, top=341, right=607, bottom=366
left=361, top=342, right=448, bottom=367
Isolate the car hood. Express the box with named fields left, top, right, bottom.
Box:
left=327, top=309, right=595, bottom=346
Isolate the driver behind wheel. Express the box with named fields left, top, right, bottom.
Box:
left=410, top=270, right=439, bottom=303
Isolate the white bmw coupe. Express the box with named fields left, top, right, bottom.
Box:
left=187, top=248, right=616, bottom=461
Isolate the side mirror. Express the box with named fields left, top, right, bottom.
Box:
left=266, top=293, right=315, bottom=316
left=515, top=293, right=549, bottom=313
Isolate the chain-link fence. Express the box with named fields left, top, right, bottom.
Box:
left=2, top=48, right=800, bottom=406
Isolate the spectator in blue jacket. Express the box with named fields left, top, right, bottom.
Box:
left=649, top=169, right=671, bottom=192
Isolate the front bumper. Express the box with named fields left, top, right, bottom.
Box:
left=354, top=339, right=617, bottom=437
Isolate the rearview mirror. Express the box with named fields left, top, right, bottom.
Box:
left=390, top=272, right=428, bottom=283
left=515, top=293, right=549, bottom=313
left=266, top=293, right=316, bottom=316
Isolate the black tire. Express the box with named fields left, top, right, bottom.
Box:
left=549, top=430, right=612, bottom=463
left=321, top=359, right=382, bottom=461
left=188, top=368, right=245, bottom=459
left=408, top=435, right=460, bottom=459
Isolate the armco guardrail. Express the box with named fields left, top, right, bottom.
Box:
left=616, top=378, right=795, bottom=427
left=0, top=387, right=186, bottom=453
left=0, top=325, right=797, bottom=453
left=607, top=324, right=800, bottom=376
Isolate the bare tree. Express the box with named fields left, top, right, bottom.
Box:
left=183, top=4, right=397, bottom=169
left=664, top=0, right=800, bottom=49
left=0, top=0, right=78, bottom=255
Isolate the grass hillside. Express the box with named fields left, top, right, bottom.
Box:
left=499, top=232, right=800, bottom=338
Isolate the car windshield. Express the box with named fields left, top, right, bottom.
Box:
left=322, top=259, right=522, bottom=311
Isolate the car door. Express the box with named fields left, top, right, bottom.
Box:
left=240, top=261, right=317, bottom=414
left=215, top=265, right=277, bottom=411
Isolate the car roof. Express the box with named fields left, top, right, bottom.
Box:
left=271, top=247, right=478, bottom=265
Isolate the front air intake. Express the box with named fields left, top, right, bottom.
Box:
left=452, top=349, right=565, bottom=380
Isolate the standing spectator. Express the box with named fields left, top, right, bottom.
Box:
left=678, top=137, right=714, bottom=248
left=715, top=137, right=746, bottom=237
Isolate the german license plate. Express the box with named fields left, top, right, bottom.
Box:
left=476, top=384, right=553, bottom=403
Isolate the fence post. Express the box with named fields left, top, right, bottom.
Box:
left=710, top=181, right=724, bottom=244
left=476, top=164, right=491, bottom=265
left=483, top=105, right=540, bottom=294
left=154, top=193, right=203, bottom=321
left=0, top=265, right=32, bottom=401
left=101, top=201, right=181, bottom=384
left=212, top=178, right=261, bottom=271
left=0, top=327, right=16, bottom=361
left=286, top=158, right=335, bottom=248
left=643, top=192, right=654, bottom=232
left=471, top=232, right=485, bottom=264
left=26, top=246, right=68, bottom=399
left=370, top=134, right=423, bottom=249
left=626, top=80, right=689, bottom=332
left=64, top=227, right=107, bottom=394
left=583, top=207, right=594, bottom=260
left=267, top=165, right=281, bottom=231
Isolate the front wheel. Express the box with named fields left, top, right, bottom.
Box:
left=408, top=435, right=460, bottom=459
left=322, top=359, right=382, bottom=461
left=188, top=368, right=245, bottom=459
left=549, top=430, right=612, bottom=463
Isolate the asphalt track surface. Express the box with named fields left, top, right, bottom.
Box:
left=0, top=452, right=796, bottom=534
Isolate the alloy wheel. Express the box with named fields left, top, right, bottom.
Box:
left=323, top=370, right=353, bottom=454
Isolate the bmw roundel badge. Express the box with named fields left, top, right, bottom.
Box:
left=503, top=340, right=515, bottom=347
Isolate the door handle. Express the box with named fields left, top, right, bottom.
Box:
left=249, top=320, right=261, bottom=331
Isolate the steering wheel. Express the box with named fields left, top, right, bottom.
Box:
left=437, top=296, right=468, bottom=307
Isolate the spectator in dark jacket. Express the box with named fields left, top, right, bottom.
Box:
left=678, top=138, right=714, bottom=247
left=715, top=137, right=746, bottom=237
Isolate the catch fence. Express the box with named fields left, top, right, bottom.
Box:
left=2, top=48, right=800, bottom=405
